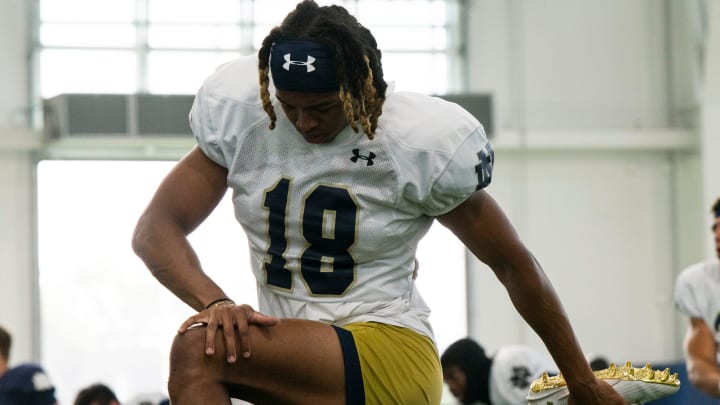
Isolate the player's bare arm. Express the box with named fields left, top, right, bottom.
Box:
left=437, top=190, right=627, bottom=404
left=685, top=317, right=720, bottom=396
left=132, top=147, right=279, bottom=362
left=133, top=146, right=232, bottom=310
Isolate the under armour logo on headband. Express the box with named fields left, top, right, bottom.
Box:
left=283, top=54, right=316, bottom=72
left=270, top=39, right=338, bottom=92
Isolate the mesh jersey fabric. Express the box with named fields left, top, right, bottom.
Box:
left=190, top=55, right=493, bottom=342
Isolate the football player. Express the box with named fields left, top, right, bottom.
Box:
left=674, top=197, right=720, bottom=397
left=132, top=1, right=627, bottom=404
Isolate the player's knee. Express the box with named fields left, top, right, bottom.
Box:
left=169, top=328, right=220, bottom=380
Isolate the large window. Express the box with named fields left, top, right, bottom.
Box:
left=35, top=0, right=464, bottom=100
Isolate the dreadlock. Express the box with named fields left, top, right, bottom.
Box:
left=258, top=0, right=387, bottom=140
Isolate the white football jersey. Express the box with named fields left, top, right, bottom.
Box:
left=190, top=55, right=493, bottom=341
left=674, top=260, right=720, bottom=359
left=490, top=346, right=558, bottom=405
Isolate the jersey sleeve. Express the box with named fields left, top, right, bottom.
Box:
left=189, top=56, right=267, bottom=168
left=674, top=268, right=703, bottom=318
left=419, top=125, right=494, bottom=216
left=190, top=86, right=222, bottom=167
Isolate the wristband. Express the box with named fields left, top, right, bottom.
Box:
left=205, top=298, right=235, bottom=310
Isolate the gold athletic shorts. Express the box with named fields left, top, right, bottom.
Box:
left=335, top=322, right=443, bottom=405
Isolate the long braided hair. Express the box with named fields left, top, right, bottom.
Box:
left=258, top=0, right=387, bottom=140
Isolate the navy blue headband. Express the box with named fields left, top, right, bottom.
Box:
left=714, top=204, right=720, bottom=218
left=270, top=39, right=339, bottom=92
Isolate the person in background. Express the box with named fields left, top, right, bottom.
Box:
left=0, top=325, right=58, bottom=405
left=131, top=1, right=627, bottom=404
left=126, top=391, right=171, bottom=405
left=589, top=355, right=611, bottom=372
left=73, top=382, right=120, bottom=405
left=441, top=337, right=557, bottom=405
left=674, top=197, right=720, bottom=397
left=0, top=325, right=9, bottom=378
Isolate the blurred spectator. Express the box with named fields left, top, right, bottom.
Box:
left=0, top=364, right=58, bottom=405
left=674, top=197, right=720, bottom=397
left=0, top=325, right=58, bottom=405
left=589, top=355, right=611, bottom=371
left=126, top=391, right=168, bottom=405
left=0, top=325, right=8, bottom=377
left=73, top=382, right=120, bottom=405
left=441, top=337, right=557, bottom=404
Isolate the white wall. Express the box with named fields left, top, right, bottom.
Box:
left=468, top=143, right=694, bottom=363
left=0, top=0, right=718, bottom=378
left=467, top=0, right=678, bottom=130
left=461, top=0, right=712, bottom=362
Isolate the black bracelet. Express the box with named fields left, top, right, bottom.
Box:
left=205, top=297, right=234, bottom=309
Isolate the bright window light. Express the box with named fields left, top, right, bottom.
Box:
left=146, top=51, right=241, bottom=94
left=147, top=25, right=244, bottom=49
left=40, top=24, right=135, bottom=48
left=37, top=160, right=256, bottom=404
left=40, top=50, right=137, bottom=98
left=36, top=0, right=462, bottom=96
left=40, top=0, right=134, bottom=23
left=148, top=0, right=243, bottom=24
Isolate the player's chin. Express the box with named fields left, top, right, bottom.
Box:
left=302, top=134, right=327, bottom=144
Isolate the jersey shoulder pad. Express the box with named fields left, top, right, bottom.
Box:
left=673, top=261, right=713, bottom=317
left=381, top=92, right=494, bottom=216
left=190, top=56, right=270, bottom=167
left=201, top=55, right=265, bottom=104
left=381, top=91, right=480, bottom=151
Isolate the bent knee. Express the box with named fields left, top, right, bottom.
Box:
left=169, top=327, right=222, bottom=373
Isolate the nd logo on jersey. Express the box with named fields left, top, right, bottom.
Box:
left=475, top=142, right=494, bottom=190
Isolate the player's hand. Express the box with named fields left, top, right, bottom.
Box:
left=567, top=378, right=629, bottom=405
left=177, top=303, right=279, bottom=363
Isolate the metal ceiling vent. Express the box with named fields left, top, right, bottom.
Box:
left=42, top=93, right=195, bottom=140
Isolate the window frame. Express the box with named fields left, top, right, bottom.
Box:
left=29, top=0, right=467, bottom=125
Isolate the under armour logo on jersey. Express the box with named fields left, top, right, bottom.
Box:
left=474, top=142, right=495, bottom=190
left=283, top=53, right=316, bottom=72
left=350, top=149, right=376, bottom=166
left=510, top=366, right=532, bottom=389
